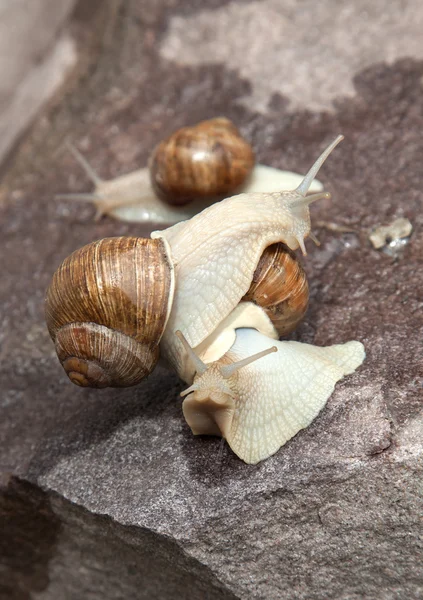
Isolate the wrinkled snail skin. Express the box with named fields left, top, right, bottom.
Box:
left=180, top=242, right=309, bottom=371
left=56, top=117, right=324, bottom=225
left=179, top=328, right=366, bottom=464
left=154, top=135, right=343, bottom=383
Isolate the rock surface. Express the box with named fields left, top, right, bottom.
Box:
left=0, top=1, right=422, bottom=599
left=0, top=0, right=77, bottom=166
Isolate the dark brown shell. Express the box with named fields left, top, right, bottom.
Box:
left=45, top=236, right=173, bottom=388
left=242, top=243, right=309, bottom=337
left=149, top=117, right=255, bottom=206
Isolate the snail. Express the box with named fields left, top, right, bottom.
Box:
left=151, top=135, right=345, bottom=383
left=45, top=236, right=307, bottom=388
left=177, top=329, right=365, bottom=465
left=56, top=117, right=323, bottom=224
left=46, top=134, right=366, bottom=463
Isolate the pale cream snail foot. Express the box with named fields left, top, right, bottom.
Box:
left=177, top=328, right=366, bottom=465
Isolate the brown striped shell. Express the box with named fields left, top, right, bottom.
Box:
left=149, top=117, right=255, bottom=206
left=242, top=243, right=309, bottom=336
left=45, top=237, right=174, bottom=388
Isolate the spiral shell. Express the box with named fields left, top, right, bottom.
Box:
left=242, top=243, right=309, bottom=336
left=149, top=117, right=255, bottom=205
left=45, top=236, right=174, bottom=388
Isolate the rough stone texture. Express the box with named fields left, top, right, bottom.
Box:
left=0, top=478, right=237, bottom=600
left=0, top=1, right=422, bottom=599
left=161, top=0, right=423, bottom=113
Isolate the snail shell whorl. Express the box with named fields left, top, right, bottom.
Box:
left=242, top=243, right=309, bottom=337
left=149, top=117, right=255, bottom=205
left=45, top=236, right=174, bottom=388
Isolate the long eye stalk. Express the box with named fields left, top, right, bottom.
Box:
left=175, top=330, right=208, bottom=375
left=220, top=346, right=277, bottom=379
left=65, top=142, right=103, bottom=185
left=295, top=135, right=344, bottom=197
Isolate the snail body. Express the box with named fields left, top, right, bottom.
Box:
left=45, top=241, right=307, bottom=389
left=46, top=135, right=366, bottom=463
left=178, top=328, right=365, bottom=464
left=153, top=135, right=342, bottom=382
left=57, top=117, right=323, bottom=224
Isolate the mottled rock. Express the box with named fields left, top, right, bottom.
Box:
left=0, top=1, right=422, bottom=599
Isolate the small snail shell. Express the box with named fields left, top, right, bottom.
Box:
left=56, top=117, right=324, bottom=224
left=45, top=237, right=174, bottom=387
left=177, top=329, right=365, bottom=464
left=149, top=117, right=255, bottom=205
left=241, top=242, right=309, bottom=337
left=191, top=244, right=309, bottom=366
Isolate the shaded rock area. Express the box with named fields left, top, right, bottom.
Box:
left=0, top=1, right=422, bottom=599
left=0, top=478, right=237, bottom=600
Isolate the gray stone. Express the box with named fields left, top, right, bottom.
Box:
left=0, top=478, right=237, bottom=600
left=0, top=1, right=422, bottom=599
left=0, top=0, right=77, bottom=165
